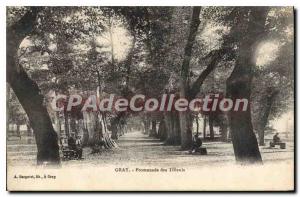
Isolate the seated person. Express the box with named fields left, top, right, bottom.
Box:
left=68, top=134, right=83, bottom=159
left=273, top=132, right=281, bottom=143
left=190, top=133, right=202, bottom=153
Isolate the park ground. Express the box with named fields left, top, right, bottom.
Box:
left=7, top=131, right=294, bottom=167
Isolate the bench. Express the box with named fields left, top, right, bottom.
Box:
left=189, top=147, right=208, bottom=155
left=270, top=142, right=286, bottom=149
left=62, top=147, right=80, bottom=160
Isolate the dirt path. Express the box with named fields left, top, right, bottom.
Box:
left=63, top=131, right=293, bottom=168
left=7, top=131, right=294, bottom=167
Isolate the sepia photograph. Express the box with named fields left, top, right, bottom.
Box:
left=6, top=5, right=294, bottom=191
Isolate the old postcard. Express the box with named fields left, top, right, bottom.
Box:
left=6, top=6, right=294, bottom=191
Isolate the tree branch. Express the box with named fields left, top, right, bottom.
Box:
left=189, top=48, right=227, bottom=99
left=8, top=7, right=42, bottom=45
left=7, top=7, right=42, bottom=83
left=181, top=7, right=201, bottom=86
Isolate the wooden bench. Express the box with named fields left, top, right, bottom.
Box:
left=270, top=142, right=286, bottom=149
left=189, top=147, right=208, bottom=155
left=62, top=147, right=80, bottom=160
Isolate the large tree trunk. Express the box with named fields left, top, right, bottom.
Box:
left=226, top=8, right=269, bottom=164
left=179, top=7, right=201, bottom=149
left=227, top=64, right=262, bottom=163
left=227, top=56, right=262, bottom=164
left=179, top=111, right=193, bottom=149
left=7, top=7, right=60, bottom=165
left=164, top=112, right=181, bottom=145
left=179, top=79, right=193, bottom=149
left=8, top=67, right=60, bottom=165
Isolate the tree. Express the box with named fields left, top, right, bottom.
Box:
left=226, top=7, right=270, bottom=164
left=251, top=7, right=294, bottom=146
left=7, top=7, right=60, bottom=165
left=176, top=7, right=234, bottom=148
left=178, top=7, right=202, bottom=149
left=7, top=6, right=293, bottom=166
left=7, top=85, right=29, bottom=138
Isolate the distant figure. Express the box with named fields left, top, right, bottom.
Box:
left=270, top=132, right=286, bottom=149
left=68, top=135, right=83, bottom=159
left=190, top=133, right=202, bottom=153
left=273, top=132, right=281, bottom=143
